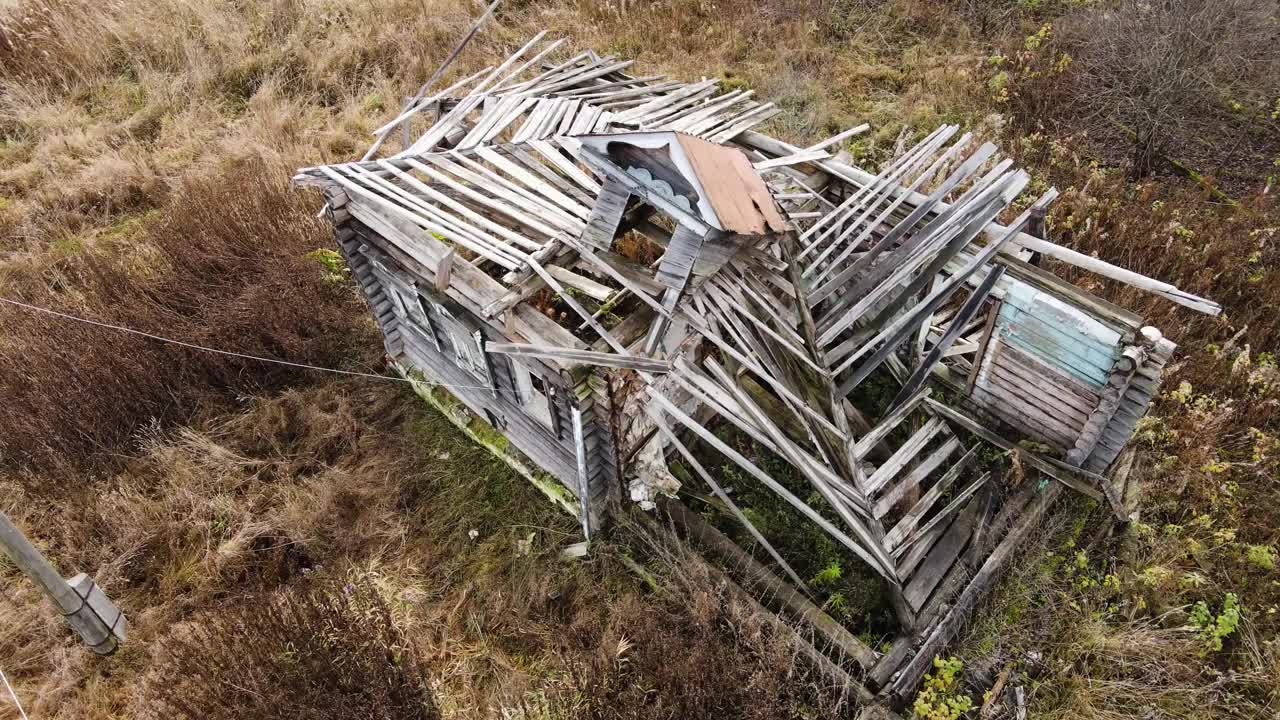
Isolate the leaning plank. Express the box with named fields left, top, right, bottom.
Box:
left=852, top=389, right=932, bottom=460
left=924, top=398, right=1105, bottom=502
left=888, top=266, right=1005, bottom=410
left=486, top=342, right=670, bottom=373
left=571, top=406, right=593, bottom=541
left=893, top=472, right=990, bottom=561
left=902, top=496, right=980, bottom=607
left=737, top=130, right=1220, bottom=315
left=648, top=409, right=812, bottom=594
left=883, top=445, right=979, bottom=550
left=652, top=498, right=881, bottom=680
left=873, top=436, right=961, bottom=519
left=753, top=148, right=831, bottom=171
left=544, top=264, right=614, bottom=301
left=864, top=417, right=946, bottom=495
left=645, top=387, right=893, bottom=580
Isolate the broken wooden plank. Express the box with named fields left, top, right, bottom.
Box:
left=486, top=342, right=670, bottom=373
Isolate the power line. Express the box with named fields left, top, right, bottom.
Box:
left=0, top=668, right=29, bottom=720
left=0, top=295, right=494, bottom=391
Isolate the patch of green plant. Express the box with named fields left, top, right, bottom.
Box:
left=1189, top=592, right=1241, bottom=653
left=912, top=656, right=973, bottom=720
left=1245, top=544, right=1275, bottom=570
left=306, top=248, right=347, bottom=283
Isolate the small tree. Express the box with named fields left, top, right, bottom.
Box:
left=1058, top=0, right=1279, bottom=176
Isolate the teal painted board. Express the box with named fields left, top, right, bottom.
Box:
left=997, top=304, right=1116, bottom=383
left=995, top=281, right=1120, bottom=389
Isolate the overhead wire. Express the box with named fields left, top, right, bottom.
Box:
left=0, top=295, right=494, bottom=391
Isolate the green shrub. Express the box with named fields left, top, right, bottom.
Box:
left=913, top=656, right=973, bottom=720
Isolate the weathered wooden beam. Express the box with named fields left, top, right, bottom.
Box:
left=887, top=483, right=1063, bottom=704
left=486, top=342, right=670, bottom=372
left=889, top=266, right=1005, bottom=410
left=647, top=409, right=811, bottom=593
left=736, top=130, right=1220, bottom=315
left=656, top=498, right=881, bottom=674
left=924, top=399, right=1105, bottom=502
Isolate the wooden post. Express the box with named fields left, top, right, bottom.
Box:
left=571, top=406, right=592, bottom=543
left=0, top=510, right=126, bottom=655
left=1026, top=206, right=1046, bottom=267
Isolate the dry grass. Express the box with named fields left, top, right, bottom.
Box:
left=0, top=158, right=383, bottom=469
left=139, top=575, right=440, bottom=720
left=4, top=0, right=1280, bottom=717
left=1, top=380, right=848, bottom=718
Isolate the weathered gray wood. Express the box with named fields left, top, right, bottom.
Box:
left=650, top=499, right=881, bottom=685
left=644, top=386, right=892, bottom=579
left=486, top=342, right=670, bottom=372
left=902, top=496, right=980, bottom=607
left=363, top=4, right=501, bottom=159
left=852, top=389, right=932, bottom=460
left=831, top=191, right=1052, bottom=397
left=737, top=130, right=1219, bottom=315
left=865, top=417, right=945, bottom=495
left=435, top=248, right=454, bottom=292
left=648, top=409, right=811, bottom=593
left=544, top=263, right=614, bottom=301
left=889, top=483, right=1063, bottom=703
left=889, top=266, right=1004, bottom=410
left=893, top=472, right=990, bottom=563
left=883, top=445, right=979, bottom=550
left=925, top=398, right=1105, bottom=502
left=873, top=436, right=961, bottom=519
left=571, top=406, right=592, bottom=542
left=580, top=179, right=630, bottom=250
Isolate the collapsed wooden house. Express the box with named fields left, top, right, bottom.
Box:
left=294, top=35, right=1218, bottom=707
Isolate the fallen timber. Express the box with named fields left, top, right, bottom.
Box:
left=295, top=32, right=1212, bottom=711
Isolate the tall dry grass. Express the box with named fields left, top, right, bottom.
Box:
left=2, top=379, right=851, bottom=718
left=3, top=0, right=1279, bottom=716
left=0, top=159, right=378, bottom=469
left=139, top=575, right=440, bottom=720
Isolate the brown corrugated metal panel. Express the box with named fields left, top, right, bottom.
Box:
left=676, top=132, right=788, bottom=236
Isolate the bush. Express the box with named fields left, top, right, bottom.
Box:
left=138, top=575, right=438, bottom=720
left=1017, top=0, right=1280, bottom=178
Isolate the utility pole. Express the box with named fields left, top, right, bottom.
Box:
left=0, top=509, right=126, bottom=655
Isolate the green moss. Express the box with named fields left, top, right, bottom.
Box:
left=51, top=233, right=85, bottom=257
left=394, top=361, right=581, bottom=518
left=468, top=416, right=511, bottom=453
left=306, top=248, right=347, bottom=283
left=361, top=92, right=385, bottom=113
left=718, top=74, right=749, bottom=92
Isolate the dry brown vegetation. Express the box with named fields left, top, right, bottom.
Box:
left=140, top=576, right=440, bottom=720
left=3, top=0, right=1280, bottom=717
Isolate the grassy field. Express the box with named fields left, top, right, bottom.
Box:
left=2, top=0, right=1279, bottom=717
